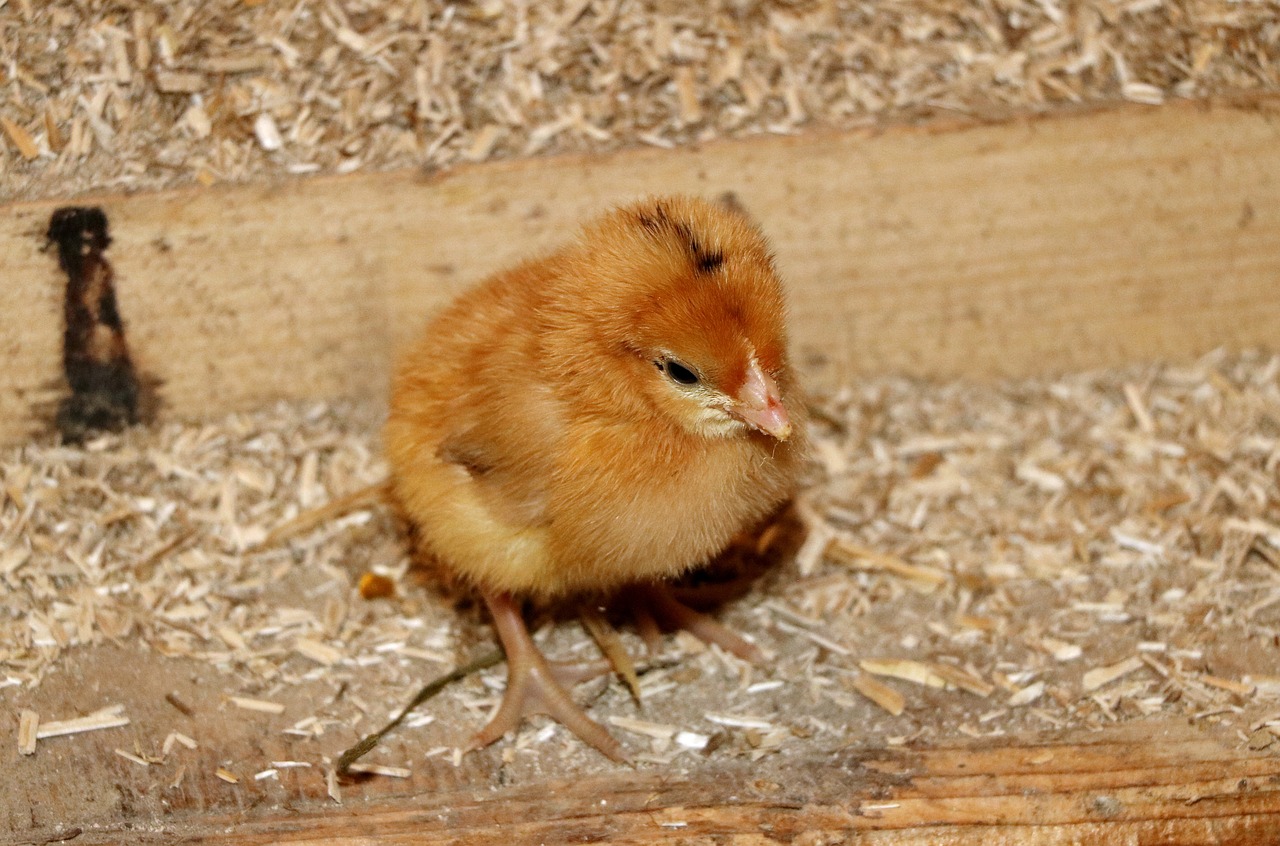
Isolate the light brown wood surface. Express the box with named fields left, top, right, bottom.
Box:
left=3, top=97, right=1278, bottom=445
left=28, top=720, right=1280, bottom=845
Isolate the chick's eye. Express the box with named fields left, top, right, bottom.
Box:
left=659, top=359, right=699, bottom=386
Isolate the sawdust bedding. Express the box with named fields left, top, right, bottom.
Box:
left=3, top=0, right=1279, bottom=202
left=3, top=0, right=1280, bottom=812
left=5, top=349, right=1280, bottom=784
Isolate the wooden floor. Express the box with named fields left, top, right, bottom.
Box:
left=20, top=719, right=1280, bottom=845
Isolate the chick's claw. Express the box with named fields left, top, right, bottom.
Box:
left=471, top=592, right=628, bottom=763
left=629, top=584, right=765, bottom=664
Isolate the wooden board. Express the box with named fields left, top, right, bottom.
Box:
left=25, top=720, right=1280, bottom=845
left=3, top=96, right=1279, bottom=446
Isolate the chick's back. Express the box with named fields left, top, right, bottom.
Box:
left=385, top=196, right=804, bottom=600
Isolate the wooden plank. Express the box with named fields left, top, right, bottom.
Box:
left=36, top=722, right=1280, bottom=845
left=3, top=97, right=1279, bottom=445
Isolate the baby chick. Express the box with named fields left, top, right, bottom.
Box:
left=385, top=196, right=804, bottom=760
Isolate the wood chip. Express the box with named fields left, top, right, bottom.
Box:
left=929, top=663, right=995, bottom=697
left=773, top=619, right=852, bottom=655
left=827, top=538, right=948, bottom=590
left=1201, top=675, right=1255, bottom=697
left=1122, top=81, right=1165, bottom=105
left=1082, top=657, right=1144, bottom=693
left=215, top=767, right=239, bottom=784
left=344, top=762, right=411, bottom=778
left=1043, top=638, right=1083, bottom=662
left=1009, top=681, right=1046, bottom=707
left=704, top=712, right=775, bottom=730
left=295, top=638, right=343, bottom=667
left=162, top=731, right=198, bottom=753
left=860, top=659, right=949, bottom=689
left=1123, top=383, right=1156, bottom=434
left=1, top=116, right=39, bottom=159
left=43, top=108, right=63, bottom=153
left=674, top=730, right=710, bottom=750
left=228, top=696, right=286, bottom=715
left=154, top=71, right=206, bottom=94
left=254, top=113, right=283, bottom=152
left=114, top=748, right=150, bottom=767
left=18, top=710, right=38, bottom=755
left=608, top=716, right=677, bottom=739
left=852, top=674, right=906, bottom=716
left=36, top=709, right=129, bottom=739
left=358, top=572, right=396, bottom=600
left=675, top=66, right=702, bottom=124
left=463, top=124, right=504, bottom=162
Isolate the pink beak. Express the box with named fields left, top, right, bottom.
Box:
left=733, top=360, right=792, bottom=440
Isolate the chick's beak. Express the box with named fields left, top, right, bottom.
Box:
left=732, top=359, right=792, bottom=441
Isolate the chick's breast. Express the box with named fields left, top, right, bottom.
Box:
left=385, top=196, right=804, bottom=601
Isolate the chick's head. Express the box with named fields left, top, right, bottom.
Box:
left=545, top=196, right=795, bottom=442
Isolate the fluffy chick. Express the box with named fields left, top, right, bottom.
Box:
left=385, top=195, right=804, bottom=760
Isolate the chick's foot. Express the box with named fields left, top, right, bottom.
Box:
left=630, top=583, right=765, bottom=664
left=471, top=591, right=628, bottom=762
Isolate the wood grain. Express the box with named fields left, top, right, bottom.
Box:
left=3, top=97, right=1279, bottom=445
left=34, top=721, right=1280, bottom=845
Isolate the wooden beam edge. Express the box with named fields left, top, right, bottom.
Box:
left=3, top=95, right=1279, bottom=447
left=37, top=726, right=1280, bottom=845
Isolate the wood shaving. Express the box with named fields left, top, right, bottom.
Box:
left=113, top=748, right=150, bottom=767
left=674, top=730, right=710, bottom=750
left=358, top=572, right=396, bottom=600
left=34, top=709, right=130, bottom=740
left=343, top=762, right=411, bottom=779
left=4, top=350, right=1280, bottom=788
left=17, top=710, right=38, bottom=755
left=1082, top=657, right=1144, bottom=692
left=826, top=539, right=948, bottom=591
left=608, top=716, right=677, bottom=740
left=228, top=696, right=286, bottom=715
left=161, top=731, right=197, bottom=755
left=851, top=674, right=906, bottom=717
left=704, top=712, right=775, bottom=730
left=929, top=663, right=995, bottom=698
left=2, top=1, right=1277, bottom=202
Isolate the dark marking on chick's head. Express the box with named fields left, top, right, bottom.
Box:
left=671, top=221, right=724, bottom=276
left=693, top=246, right=724, bottom=274
left=635, top=202, right=671, bottom=235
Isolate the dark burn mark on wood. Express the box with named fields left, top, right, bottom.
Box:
left=47, top=206, right=150, bottom=443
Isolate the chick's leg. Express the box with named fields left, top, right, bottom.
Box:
left=633, top=584, right=765, bottom=664
left=472, top=592, right=627, bottom=762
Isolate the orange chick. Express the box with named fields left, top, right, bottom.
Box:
left=385, top=196, right=804, bottom=760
